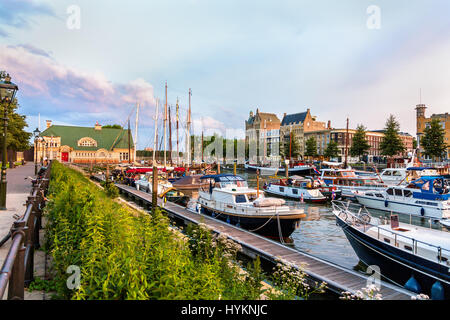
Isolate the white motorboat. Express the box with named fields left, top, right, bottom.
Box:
left=135, top=173, right=173, bottom=195
left=355, top=176, right=450, bottom=220
left=320, top=168, right=387, bottom=198
left=263, top=176, right=327, bottom=203
left=195, top=174, right=306, bottom=241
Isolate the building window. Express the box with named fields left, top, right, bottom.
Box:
left=78, top=137, right=97, bottom=147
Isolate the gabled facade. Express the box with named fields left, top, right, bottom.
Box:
left=36, top=121, right=135, bottom=164
left=280, top=109, right=329, bottom=158
left=245, top=108, right=281, bottom=163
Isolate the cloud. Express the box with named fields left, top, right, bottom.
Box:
left=0, top=44, right=157, bottom=127
left=0, top=0, right=55, bottom=37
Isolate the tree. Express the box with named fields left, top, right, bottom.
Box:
left=350, top=124, right=371, bottom=161
left=102, top=124, right=123, bottom=129
left=280, top=131, right=301, bottom=160
left=324, top=140, right=339, bottom=159
left=420, top=118, right=448, bottom=161
left=380, top=115, right=405, bottom=160
left=0, top=72, right=31, bottom=152
left=305, top=137, right=317, bottom=158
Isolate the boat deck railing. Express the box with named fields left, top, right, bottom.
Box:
left=204, top=199, right=302, bottom=216
left=332, top=200, right=450, bottom=266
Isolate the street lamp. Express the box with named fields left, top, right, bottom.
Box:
left=33, top=127, right=41, bottom=175
left=0, top=73, right=19, bottom=210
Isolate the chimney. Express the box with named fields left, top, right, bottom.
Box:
left=327, top=120, right=331, bottom=129
left=46, top=120, right=52, bottom=128
left=94, top=121, right=102, bottom=130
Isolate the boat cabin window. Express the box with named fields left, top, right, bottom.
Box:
left=403, top=190, right=412, bottom=197
left=386, top=188, right=394, bottom=195
left=404, top=245, right=413, bottom=251
left=235, top=194, right=247, bottom=203
left=292, top=189, right=298, bottom=195
left=394, top=189, right=403, bottom=197
left=392, top=171, right=402, bottom=176
left=366, top=193, right=374, bottom=197
left=279, top=187, right=285, bottom=192
left=247, top=193, right=258, bottom=202
left=382, top=171, right=392, bottom=176
left=375, top=193, right=384, bottom=198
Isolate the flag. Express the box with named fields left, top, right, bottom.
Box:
left=312, top=165, right=320, bottom=175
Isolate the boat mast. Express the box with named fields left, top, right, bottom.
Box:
left=128, top=119, right=131, bottom=164
left=176, top=98, right=179, bottom=166
left=169, top=105, right=172, bottom=165
left=134, top=101, right=139, bottom=163
left=164, top=82, right=168, bottom=170
left=201, top=131, right=204, bottom=163
left=187, top=88, right=192, bottom=166
left=153, top=99, right=159, bottom=165
left=344, top=117, right=349, bottom=168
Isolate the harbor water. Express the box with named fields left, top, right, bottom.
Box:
left=230, top=169, right=446, bottom=272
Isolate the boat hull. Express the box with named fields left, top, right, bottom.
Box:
left=199, top=205, right=302, bottom=241
left=263, top=188, right=327, bottom=203
left=245, top=164, right=314, bottom=175
left=355, top=195, right=447, bottom=220
left=335, top=215, right=450, bottom=299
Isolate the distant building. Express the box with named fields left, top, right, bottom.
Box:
left=329, top=129, right=413, bottom=163
left=37, top=120, right=134, bottom=164
left=416, top=104, right=450, bottom=160
left=280, top=109, right=329, bottom=158
left=245, top=108, right=281, bottom=163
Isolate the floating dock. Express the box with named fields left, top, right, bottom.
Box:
left=93, top=175, right=415, bottom=300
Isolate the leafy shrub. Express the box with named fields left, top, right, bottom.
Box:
left=44, top=162, right=266, bottom=300
left=100, top=181, right=119, bottom=198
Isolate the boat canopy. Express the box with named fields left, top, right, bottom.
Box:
left=409, top=176, right=450, bottom=199
left=200, top=174, right=246, bottom=182
left=406, top=167, right=435, bottom=171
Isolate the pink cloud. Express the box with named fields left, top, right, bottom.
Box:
left=0, top=44, right=156, bottom=115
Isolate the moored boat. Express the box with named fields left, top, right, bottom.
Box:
left=135, top=172, right=173, bottom=196
left=320, top=168, right=387, bottom=198
left=195, top=174, right=306, bottom=242
left=332, top=201, right=450, bottom=299
left=244, top=162, right=315, bottom=175
left=263, top=176, right=327, bottom=203
left=355, top=176, right=450, bottom=220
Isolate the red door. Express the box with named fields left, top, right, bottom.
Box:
left=61, top=152, right=69, bottom=162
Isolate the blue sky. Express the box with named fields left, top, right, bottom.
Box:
left=1, top=0, right=450, bottom=150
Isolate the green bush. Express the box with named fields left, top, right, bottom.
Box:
left=44, top=162, right=266, bottom=300
left=100, top=181, right=119, bottom=198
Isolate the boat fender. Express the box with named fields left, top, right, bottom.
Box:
left=404, top=275, right=421, bottom=294
left=431, top=281, right=445, bottom=300
left=420, top=208, right=425, bottom=216
left=226, top=217, right=230, bottom=224
left=384, top=200, right=389, bottom=208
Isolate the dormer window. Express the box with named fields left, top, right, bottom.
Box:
left=77, top=137, right=97, bottom=147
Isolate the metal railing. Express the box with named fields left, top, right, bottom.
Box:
left=0, top=161, right=51, bottom=300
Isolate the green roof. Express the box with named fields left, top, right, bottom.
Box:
left=40, top=125, right=134, bottom=151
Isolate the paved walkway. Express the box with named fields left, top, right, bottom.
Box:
left=0, top=162, right=47, bottom=300
left=0, top=162, right=35, bottom=243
